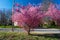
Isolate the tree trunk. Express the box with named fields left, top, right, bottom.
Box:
left=28, top=27, right=30, bottom=35
left=24, top=26, right=30, bottom=35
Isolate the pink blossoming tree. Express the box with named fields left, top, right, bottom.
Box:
left=12, top=3, right=60, bottom=34
left=45, top=3, right=60, bottom=26
left=12, top=3, right=44, bottom=34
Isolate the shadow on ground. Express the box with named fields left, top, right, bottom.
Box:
left=30, top=34, right=60, bottom=39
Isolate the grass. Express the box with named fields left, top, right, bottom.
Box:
left=0, top=32, right=59, bottom=40
left=0, top=25, right=19, bottom=28
left=0, top=24, right=60, bottom=29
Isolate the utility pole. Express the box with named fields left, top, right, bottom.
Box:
left=12, top=0, right=15, bottom=32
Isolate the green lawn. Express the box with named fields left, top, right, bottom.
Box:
left=0, top=25, right=60, bottom=29
left=0, top=32, right=59, bottom=40
left=0, top=25, right=19, bottom=28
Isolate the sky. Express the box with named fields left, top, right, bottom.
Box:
left=0, top=0, right=60, bottom=10
left=0, top=0, right=12, bottom=9
left=15, top=0, right=42, bottom=6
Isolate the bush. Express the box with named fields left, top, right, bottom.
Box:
left=0, top=32, right=59, bottom=40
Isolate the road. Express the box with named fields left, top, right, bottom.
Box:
left=0, top=28, right=26, bottom=32
left=30, top=29, right=60, bottom=34
left=0, top=28, right=60, bottom=34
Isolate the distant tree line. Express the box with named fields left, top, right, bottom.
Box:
left=0, top=9, right=13, bottom=26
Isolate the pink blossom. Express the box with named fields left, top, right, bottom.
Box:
left=12, top=3, right=44, bottom=29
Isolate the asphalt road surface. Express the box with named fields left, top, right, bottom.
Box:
left=0, top=28, right=60, bottom=34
